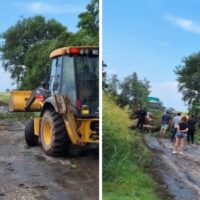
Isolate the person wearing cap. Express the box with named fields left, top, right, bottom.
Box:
left=160, top=111, right=172, bottom=138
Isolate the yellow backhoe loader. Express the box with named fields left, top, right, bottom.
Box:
left=9, top=46, right=99, bottom=156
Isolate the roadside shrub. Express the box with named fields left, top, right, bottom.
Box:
left=0, top=112, right=39, bottom=120
left=103, top=94, right=160, bottom=200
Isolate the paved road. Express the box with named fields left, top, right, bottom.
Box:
left=0, top=120, right=99, bottom=200
left=145, top=135, right=200, bottom=200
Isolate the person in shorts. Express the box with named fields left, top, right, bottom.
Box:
left=160, top=111, right=171, bottom=138
left=171, top=112, right=182, bottom=142
left=172, top=116, right=188, bottom=155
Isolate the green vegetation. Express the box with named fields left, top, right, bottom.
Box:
left=175, top=52, right=200, bottom=116
left=0, top=112, right=38, bottom=120
left=195, top=130, right=200, bottom=142
left=104, top=72, right=150, bottom=110
left=0, top=0, right=98, bottom=90
left=103, top=94, right=160, bottom=200
left=0, top=92, right=9, bottom=104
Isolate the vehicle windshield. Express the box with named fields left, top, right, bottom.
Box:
left=61, top=54, right=99, bottom=116
left=75, top=55, right=99, bottom=115
left=75, top=55, right=99, bottom=100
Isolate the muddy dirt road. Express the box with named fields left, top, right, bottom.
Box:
left=0, top=103, right=7, bottom=113
left=145, top=135, right=200, bottom=200
left=0, top=119, right=98, bottom=200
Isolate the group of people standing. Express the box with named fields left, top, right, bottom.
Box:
left=160, top=111, right=197, bottom=155
left=135, top=107, right=198, bottom=155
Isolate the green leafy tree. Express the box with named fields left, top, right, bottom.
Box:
left=107, top=74, right=120, bottom=98
left=66, top=0, right=99, bottom=46
left=118, top=72, right=151, bottom=109
left=175, top=52, right=200, bottom=106
left=102, top=61, right=108, bottom=91
left=77, top=0, right=99, bottom=45
left=1, top=0, right=99, bottom=89
left=188, top=103, right=200, bottom=117
left=72, top=0, right=99, bottom=45
left=20, top=40, right=57, bottom=89
left=0, top=15, right=70, bottom=87
left=20, top=32, right=72, bottom=89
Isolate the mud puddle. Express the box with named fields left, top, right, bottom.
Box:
left=145, top=135, right=200, bottom=200
left=0, top=120, right=99, bottom=200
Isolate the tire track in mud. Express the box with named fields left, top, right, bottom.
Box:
left=0, top=119, right=99, bottom=200
left=145, top=135, right=200, bottom=200
left=162, top=155, right=200, bottom=195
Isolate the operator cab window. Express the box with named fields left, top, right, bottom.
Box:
left=50, top=57, right=63, bottom=94
left=49, top=59, right=56, bottom=94
left=61, top=56, right=76, bottom=106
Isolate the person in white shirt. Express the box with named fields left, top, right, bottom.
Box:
left=171, top=112, right=182, bottom=142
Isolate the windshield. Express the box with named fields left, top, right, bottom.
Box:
left=61, top=55, right=99, bottom=116
left=75, top=55, right=99, bottom=115
left=75, top=55, right=99, bottom=99
left=61, top=56, right=76, bottom=106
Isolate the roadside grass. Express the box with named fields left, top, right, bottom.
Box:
left=194, top=128, right=200, bottom=143
left=103, top=94, right=160, bottom=200
left=0, top=92, right=9, bottom=104
left=0, top=112, right=39, bottom=120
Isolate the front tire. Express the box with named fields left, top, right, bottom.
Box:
left=40, top=109, right=70, bottom=156
left=25, top=119, right=38, bottom=146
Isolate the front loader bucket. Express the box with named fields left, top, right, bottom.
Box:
left=8, top=91, right=41, bottom=112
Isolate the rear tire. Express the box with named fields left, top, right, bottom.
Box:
left=41, top=109, right=70, bottom=156
left=25, top=119, right=38, bottom=146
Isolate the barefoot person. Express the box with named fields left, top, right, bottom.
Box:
left=172, top=116, right=188, bottom=155
left=160, top=111, right=171, bottom=138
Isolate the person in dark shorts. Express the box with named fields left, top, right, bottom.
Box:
left=136, top=107, right=147, bottom=130
left=160, top=111, right=171, bottom=138
left=187, top=114, right=197, bottom=145
left=172, top=116, right=188, bottom=155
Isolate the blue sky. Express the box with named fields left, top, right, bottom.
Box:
left=103, top=0, right=200, bottom=111
left=0, top=0, right=90, bottom=91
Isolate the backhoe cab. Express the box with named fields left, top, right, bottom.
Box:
left=9, top=46, right=99, bottom=156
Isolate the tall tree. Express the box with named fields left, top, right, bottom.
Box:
left=175, top=52, right=200, bottom=106
left=0, top=15, right=70, bottom=86
left=102, top=61, right=108, bottom=91
left=118, top=72, right=151, bottom=108
left=20, top=40, right=57, bottom=89
left=107, top=74, right=120, bottom=98
left=0, top=0, right=99, bottom=89
left=73, top=0, right=99, bottom=45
